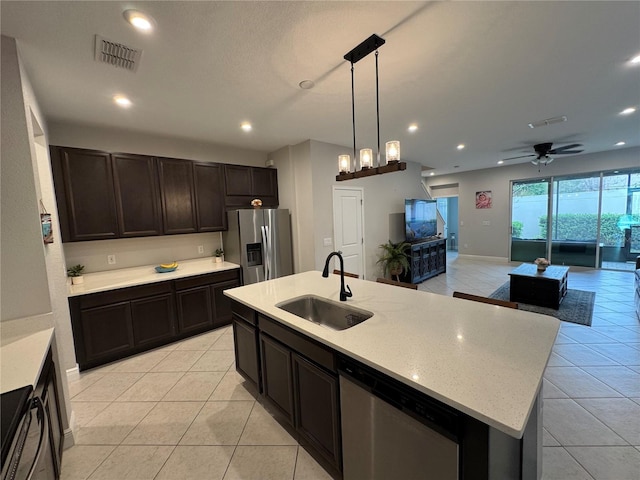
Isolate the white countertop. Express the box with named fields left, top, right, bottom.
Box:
left=1, top=313, right=54, bottom=394
left=68, top=258, right=241, bottom=296
left=225, top=271, right=560, bottom=438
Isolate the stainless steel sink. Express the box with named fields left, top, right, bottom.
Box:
left=276, top=295, right=373, bottom=330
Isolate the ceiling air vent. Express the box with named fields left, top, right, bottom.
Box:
left=94, top=35, right=142, bottom=72
left=527, top=115, right=567, bottom=129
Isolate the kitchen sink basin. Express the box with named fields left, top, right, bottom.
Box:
left=276, top=295, right=373, bottom=331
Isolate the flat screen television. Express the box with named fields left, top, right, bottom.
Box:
left=405, top=199, right=437, bottom=241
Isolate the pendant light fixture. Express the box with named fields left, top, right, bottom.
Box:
left=336, top=34, right=407, bottom=181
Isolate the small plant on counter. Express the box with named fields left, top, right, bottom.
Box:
left=376, top=241, right=410, bottom=281
left=66, top=264, right=85, bottom=277
left=214, top=248, right=224, bottom=263
left=67, top=264, right=85, bottom=285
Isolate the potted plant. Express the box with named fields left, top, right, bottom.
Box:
left=67, top=264, right=85, bottom=285
left=376, top=241, right=410, bottom=281
left=214, top=248, right=224, bottom=263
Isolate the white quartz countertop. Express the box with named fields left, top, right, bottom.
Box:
left=225, top=271, right=560, bottom=438
left=68, top=258, right=241, bottom=296
left=1, top=313, right=54, bottom=394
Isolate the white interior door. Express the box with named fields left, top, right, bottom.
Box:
left=333, top=187, right=364, bottom=278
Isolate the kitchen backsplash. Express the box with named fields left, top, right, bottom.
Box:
left=63, top=232, right=223, bottom=273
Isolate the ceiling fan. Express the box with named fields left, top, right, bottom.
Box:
left=502, top=142, right=584, bottom=166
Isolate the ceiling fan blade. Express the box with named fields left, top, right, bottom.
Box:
left=549, top=143, right=583, bottom=154
left=502, top=154, right=535, bottom=161
left=550, top=149, right=583, bottom=155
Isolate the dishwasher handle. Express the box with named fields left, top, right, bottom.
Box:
left=25, top=397, right=49, bottom=480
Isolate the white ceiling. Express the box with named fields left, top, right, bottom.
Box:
left=2, top=1, right=639, bottom=175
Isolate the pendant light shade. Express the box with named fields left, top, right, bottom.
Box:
left=360, top=149, right=373, bottom=169
left=338, top=154, right=351, bottom=174
left=386, top=141, right=400, bottom=163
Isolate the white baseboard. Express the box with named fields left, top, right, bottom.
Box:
left=456, top=254, right=510, bottom=263
left=63, top=409, right=76, bottom=449
left=66, top=364, right=80, bottom=381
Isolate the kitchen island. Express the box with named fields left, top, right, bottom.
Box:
left=225, top=271, right=560, bottom=480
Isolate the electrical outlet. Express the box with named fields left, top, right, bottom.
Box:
left=198, top=245, right=204, bottom=254
left=323, top=238, right=332, bottom=247
left=107, top=254, right=116, bottom=265
left=482, top=220, right=490, bottom=226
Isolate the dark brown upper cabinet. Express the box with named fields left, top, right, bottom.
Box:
left=112, top=153, right=163, bottom=237
left=158, top=157, right=197, bottom=234
left=224, top=165, right=278, bottom=208
left=50, top=146, right=119, bottom=242
left=50, top=145, right=277, bottom=242
left=194, top=162, right=226, bottom=231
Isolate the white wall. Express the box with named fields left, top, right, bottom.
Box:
left=1, top=34, right=73, bottom=443
left=1, top=35, right=51, bottom=321
left=424, top=147, right=640, bottom=259
left=272, top=139, right=426, bottom=280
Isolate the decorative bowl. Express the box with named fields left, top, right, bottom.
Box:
left=155, top=266, right=178, bottom=273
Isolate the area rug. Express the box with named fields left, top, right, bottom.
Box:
left=489, top=282, right=595, bottom=327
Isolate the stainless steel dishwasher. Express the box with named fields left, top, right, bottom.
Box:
left=339, top=357, right=460, bottom=480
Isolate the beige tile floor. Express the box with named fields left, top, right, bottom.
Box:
left=62, top=254, right=640, bottom=479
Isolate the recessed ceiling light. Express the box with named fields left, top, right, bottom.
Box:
left=429, top=172, right=435, bottom=176
left=615, top=141, right=626, bottom=146
left=123, top=10, right=155, bottom=32
left=629, top=54, right=640, bottom=65
left=456, top=144, right=465, bottom=150
left=497, top=160, right=504, bottom=165
left=299, top=80, right=315, bottom=90
left=408, top=124, right=418, bottom=132
left=240, top=122, right=252, bottom=132
left=620, top=107, right=636, bottom=115
left=113, top=95, right=132, bottom=108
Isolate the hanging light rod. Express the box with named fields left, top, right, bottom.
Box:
left=336, top=34, right=406, bottom=182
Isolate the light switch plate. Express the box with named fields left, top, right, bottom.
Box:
left=482, top=220, right=491, bottom=226
left=323, top=237, right=333, bottom=247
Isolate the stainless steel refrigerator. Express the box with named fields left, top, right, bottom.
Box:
left=223, top=209, right=293, bottom=284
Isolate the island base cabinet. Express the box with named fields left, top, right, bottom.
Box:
left=260, top=333, right=295, bottom=425
left=293, top=353, right=341, bottom=471
left=232, top=317, right=260, bottom=388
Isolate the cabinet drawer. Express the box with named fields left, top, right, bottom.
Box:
left=79, top=281, right=172, bottom=309
left=231, top=300, right=256, bottom=325
left=259, top=315, right=336, bottom=372
left=174, top=269, right=240, bottom=290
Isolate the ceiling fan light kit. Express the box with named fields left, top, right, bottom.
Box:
left=501, top=142, right=584, bottom=168
left=336, top=34, right=407, bottom=182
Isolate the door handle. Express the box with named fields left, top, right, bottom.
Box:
left=261, top=226, right=269, bottom=281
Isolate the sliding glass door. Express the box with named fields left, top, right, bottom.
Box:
left=510, top=179, right=550, bottom=262
left=550, top=175, right=601, bottom=268
left=510, top=168, right=640, bottom=269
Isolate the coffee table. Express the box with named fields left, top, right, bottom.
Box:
left=509, top=263, right=569, bottom=309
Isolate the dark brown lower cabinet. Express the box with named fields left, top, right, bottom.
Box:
left=232, top=316, right=260, bottom=387
left=79, top=301, right=135, bottom=364
left=176, top=286, right=213, bottom=333
left=293, top=353, right=341, bottom=470
left=260, top=333, right=295, bottom=425
left=69, top=269, right=241, bottom=370
left=131, top=293, right=175, bottom=346
left=232, top=308, right=342, bottom=477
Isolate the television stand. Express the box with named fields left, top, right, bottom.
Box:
left=402, top=238, right=446, bottom=284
